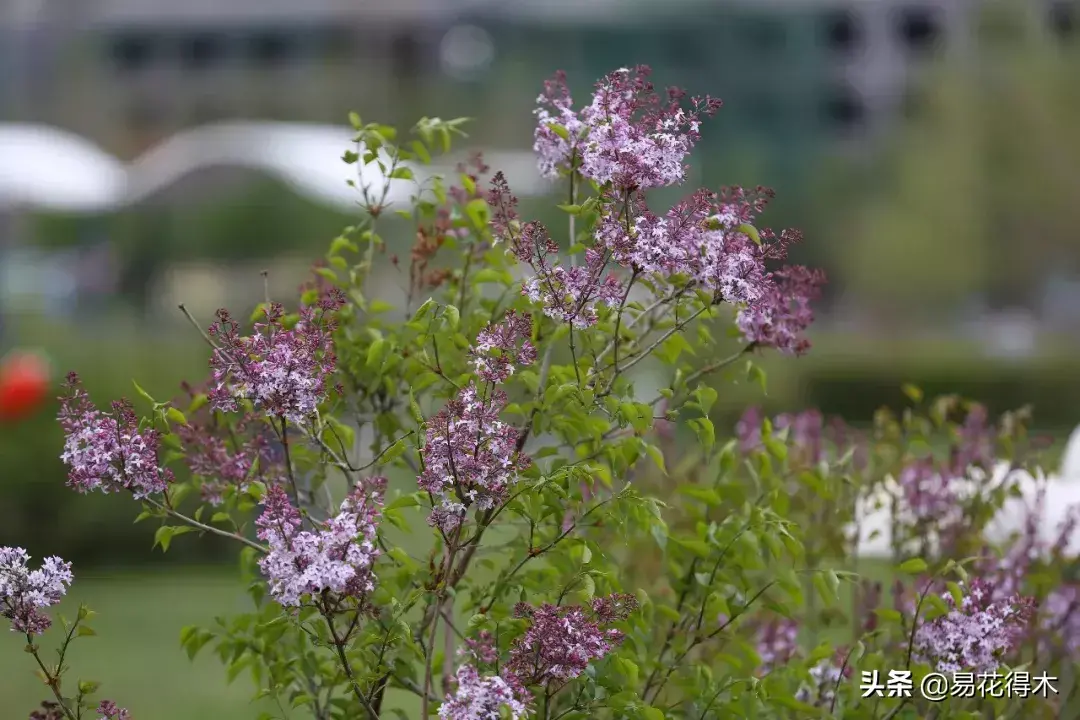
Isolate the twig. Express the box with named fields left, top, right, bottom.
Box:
left=177, top=303, right=221, bottom=351
left=144, top=497, right=266, bottom=553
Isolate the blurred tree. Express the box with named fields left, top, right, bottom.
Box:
left=826, top=0, right=1080, bottom=322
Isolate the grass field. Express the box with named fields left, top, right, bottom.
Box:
left=1, top=568, right=279, bottom=718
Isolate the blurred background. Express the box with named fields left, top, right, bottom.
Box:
left=2, top=0, right=1080, bottom=715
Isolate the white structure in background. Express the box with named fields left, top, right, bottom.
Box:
left=0, top=121, right=548, bottom=213
left=856, top=425, right=1080, bottom=558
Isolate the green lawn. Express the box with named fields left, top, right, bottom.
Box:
left=1, top=569, right=277, bottom=719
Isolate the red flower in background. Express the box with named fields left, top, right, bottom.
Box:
left=0, top=349, right=51, bottom=422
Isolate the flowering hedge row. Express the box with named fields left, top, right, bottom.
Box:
left=4, top=65, right=1079, bottom=720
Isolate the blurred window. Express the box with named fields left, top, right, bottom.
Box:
left=248, top=31, right=295, bottom=67
left=179, top=32, right=227, bottom=71
left=821, top=85, right=866, bottom=131
left=896, top=5, right=942, bottom=53
left=109, top=32, right=157, bottom=72
left=1050, top=1, right=1076, bottom=40
left=821, top=9, right=863, bottom=56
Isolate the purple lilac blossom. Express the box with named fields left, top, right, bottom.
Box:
left=912, top=577, right=1034, bottom=673
left=503, top=594, right=637, bottom=685
left=753, top=616, right=800, bottom=673
left=208, top=290, right=345, bottom=426
left=438, top=664, right=529, bottom=720
left=0, top=547, right=72, bottom=635
left=796, top=650, right=852, bottom=707
left=255, top=480, right=383, bottom=607
left=96, top=701, right=131, bottom=720
left=58, top=373, right=172, bottom=499
left=471, top=311, right=537, bottom=384
left=418, top=384, right=530, bottom=532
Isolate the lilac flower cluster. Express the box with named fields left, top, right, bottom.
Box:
left=736, top=406, right=866, bottom=469
left=752, top=615, right=800, bottom=674
left=892, top=404, right=997, bottom=535
left=421, top=314, right=537, bottom=531
left=255, top=481, right=383, bottom=607
left=490, top=66, right=826, bottom=354
left=533, top=66, right=720, bottom=190
left=174, top=382, right=285, bottom=505
left=58, top=373, right=173, bottom=500
left=208, top=290, right=345, bottom=427
left=470, top=311, right=537, bottom=384
left=980, top=485, right=1080, bottom=657
left=0, top=547, right=72, bottom=635
left=96, top=700, right=131, bottom=720
left=440, top=594, right=636, bottom=718
left=913, top=577, right=1034, bottom=673
left=438, top=664, right=529, bottom=720
left=503, top=594, right=637, bottom=685
left=795, top=651, right=851, bottom=708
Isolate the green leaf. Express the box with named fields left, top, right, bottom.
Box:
left=412, top=298, right=436, bottom=321
left=873, top=608, right=903, bottom=624
left=366, top=338, right=389, bottom=370
left=946, top=581, right=964, bottom=608
left=902, top=383, right=924, bottom=404
left=443, top=305, right=461, bottom=330
left=166, top=407, right=188, bottom=427
left=329, top=235, right=358, bottom=256
left=656, top=333, right=694, bottom=364
left=688, top=418, right=715, bottom=451
left=547, top=122, right=570, bottom=140
left=380, top=438, right=408, bottom=465
left=737, top=223, right=762, bottom=246
left=465, top=198, right=489, bottom=229
left=132, top=380, right=156, bottom=406
left=898, top=558, right=929, bottom=575
left=390, top=166, right=414, bottom=180
left=644, top=444, right=667, bottom=475
left=187, top=393, right=209, bottom=415
left=409, top=390, right=425, bottom=426
left=410, top=140, right=431, bottom=164
left=348, top=111, right=362, bottom=129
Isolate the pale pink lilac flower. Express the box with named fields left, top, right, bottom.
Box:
left=594, top=188, right=770, bottom=304
left=913, top=577, right=1034, bottom=673
left=419, top=385, right=531, bottom=532
left=255, top=481, right=383, bottom=607
left=736, top=265, right=826, bottom=356
left=796, top=650, right=852, bottom=707
left=536, top=66, right=721, bottom=191
left=0, top=547, right=72, bottom=635
left=1042, top=585, right=1080, bottom=656
left=504, top=594, right=637, bottom=685
left=461, top=630, right=499, bottom=665
left=96, top=701, right=131, bottom=720
left=471, top=311, right=537, bottom=384
left=899, top=460, right=958, bottom=525
left=753, top=616, right=800, bottom=674
left=175, top=382, right=285, bottom=505
left=438, top=664, right=529, bottom=720
left=58, top=373, right=173, bottom=499
left=533, top=70, right=587, bottom=180
left=208, top=291, right=345, bottom=426
left=521, top=247, right=625, bottom=328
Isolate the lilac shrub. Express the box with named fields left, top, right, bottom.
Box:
left=9, top=63, right=1076, bottom=719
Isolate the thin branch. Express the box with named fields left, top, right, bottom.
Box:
left=144, top=497, right=266, bottom=553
